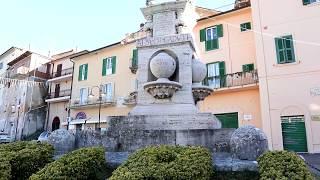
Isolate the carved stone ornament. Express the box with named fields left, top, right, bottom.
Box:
left=123, top=91, right=138, bottom=105
left=144, top=81, right=182, bottom=99
left=192, top=86, right=213, bottom=103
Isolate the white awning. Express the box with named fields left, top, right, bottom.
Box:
left=69, top=119, right=87, bottom=125
left=85, top=119, right=107, bottom=124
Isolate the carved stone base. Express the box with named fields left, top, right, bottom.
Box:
left=192, top=85, right=213, bottom=103
left=144, top=80, right=182, bottom=99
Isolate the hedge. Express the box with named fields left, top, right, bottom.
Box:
left=109, top=145, right=213, bottom=180
left=0, top=141, right=54, bottom=180
left=258, top=151, right=313, bottom=180
left=30, top=147, right=106, bottom=180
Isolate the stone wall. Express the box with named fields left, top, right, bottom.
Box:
left=75, top=116, right=234, bottom=152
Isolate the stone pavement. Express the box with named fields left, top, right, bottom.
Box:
left=299, top=153, right=320, bottom=178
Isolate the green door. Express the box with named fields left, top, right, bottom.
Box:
left=215, top=113, right=238, bottom=128
left=281, top=116, right=308, bottom=152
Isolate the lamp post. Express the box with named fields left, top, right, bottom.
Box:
left=88, top=85, right=105, bottom=131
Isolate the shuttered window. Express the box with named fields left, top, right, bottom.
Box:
left=132, top=49, right=138, bottom=67
left=200, top=24, right=223, bottom=51
left=303, top=0, right=320, bottom=5
left=204, top=61, right=226, bottom=88
left=240, top=22, right=252, bottom=32
left=102, top=56, right=116, bottom=76
left=215, top=113, right=238, bottom=128
left=275, top=35, right=295, bottom=64
left=281, top=116, right=308, bottom=152
left=242, top=63, right=254, bottom=72
left=78, top=64, right=88, bottom=81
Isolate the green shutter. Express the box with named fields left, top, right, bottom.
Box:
left=303, top=0, right=310, bottom=5
left=132, top=49, right=138, bottom=67
left=203, top=64, right=209, bottom=86
left=78, top=65, right=83, bottom=81
left=281, top=116, right=308, bottom=152
left=215, top=113, right=238, bottom=128
left=275, top=35, right=295, bottom=64
left=84, top=64, right=88, bottom=80
left=240, top=22, right=252, bottom=32
left=216, top=24, right=223, bottom=37
left=102, top=58, right=107, bottom=76
left=205, top=39, right=219, bottom=51
left=219, top=61, right=226, bottom=87
left=284, top=35, right=295, bottom=62
left=112, top=56, right=116, bottom=74
left=200, top=28, right=206, bottom=42
left=242, top=63, right=254, bottom=72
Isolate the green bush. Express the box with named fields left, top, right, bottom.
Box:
left=30, top=147, right=106, bottom=180
left=0, top=141, right=54, bottom=180
left=109, top=145, right=213, bottom=180
left=258, top=151, right=313, bottom=180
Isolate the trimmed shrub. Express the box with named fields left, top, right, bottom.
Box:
left=0, top=141, right=54, bottom=180
left=30, top=147, right=106, bottom=180
left=109, top=145, right=213, bottom=180
left=258, top=151, right=313, bottom=180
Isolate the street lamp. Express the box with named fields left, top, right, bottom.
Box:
left=89, top=85, right=106, bottom=131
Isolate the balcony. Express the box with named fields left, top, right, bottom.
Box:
left=45, top=89, right=71, bottom=103
left=48, top=68, right=73, bottom=82
left=205, top=70, right=258, bottom=92
left=70, top=98, right=116, bottom=109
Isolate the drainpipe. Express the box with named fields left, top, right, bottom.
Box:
left=68, top=59, right=75, bottom=130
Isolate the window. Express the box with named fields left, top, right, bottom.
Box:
left=78, top=64, right=88, bottom=81
left=132, top=49, right=138, bottom=67
left=205, top=61, right=225, bottom=88
left=240, top=22, right=252, bottom=32
left=102, top=56, right=116, bottom=76
left=200, top=24, right=223, bottom=51
left=80, top=88, right=88, bottom=105
left=303, top=0, right=320, bottom=5
left=242, top=63, right=254, bottom=72
left=103, top=83, right=113, bottom=101
left=275, top=35, right=296, bottom=64
left=215, top=113, right=238, bottom=128
left=0, top=62, right=3, bottom=70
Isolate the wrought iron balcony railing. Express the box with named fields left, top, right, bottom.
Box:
left=51, top=68, right=73, bottom=78
left=47, top=89, right=71, bottom=99
left=204, top=70, right=258, bottom=89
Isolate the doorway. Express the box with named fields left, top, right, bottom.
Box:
left=52, top=117, right=60, bottom=131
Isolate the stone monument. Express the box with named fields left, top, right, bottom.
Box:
left=94, top=0, right=222, bottom=151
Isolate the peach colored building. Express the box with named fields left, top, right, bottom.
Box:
left=194, top=5, right=261, bottom=129
left=251, top=0, right=320, bottom=153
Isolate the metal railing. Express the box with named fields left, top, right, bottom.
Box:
left=51, top=68, right=73, bottom=78
left=204, top=70, right=258, bottom=89
left=47, top=89, right=71, bottom=99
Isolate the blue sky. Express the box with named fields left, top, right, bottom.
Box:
left=0, top=0, right=234, bottom=56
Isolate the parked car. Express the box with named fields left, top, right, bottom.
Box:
left=0, top=133, right=13, bottom=144
left=38, top=131, right=51, bottom=142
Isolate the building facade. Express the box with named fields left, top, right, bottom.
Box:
left=251, top=0, right=320, bottom=153
left=194, top=5, right=261, bottom=130
left=45, top=50, right=88, bottom=132
left=0, top=51, right=51, bottom=141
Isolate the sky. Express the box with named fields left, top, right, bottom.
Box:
left=0, top=0, right=234, bottom=56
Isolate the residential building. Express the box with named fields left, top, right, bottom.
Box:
left=0, top=51, right=51, bottom=141
left=194, top=4, right=261, bottom=130
left=251, top=0, right=320, bottom=153
left=0, top=47, right=25, bottom=77
left=45, top=50, right=88, bottom=132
